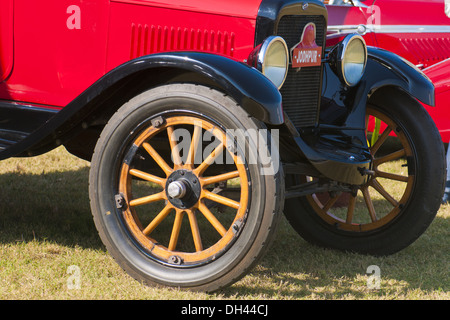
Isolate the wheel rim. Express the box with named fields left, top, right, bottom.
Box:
left=117, top=114, right=249, bottom=266
left=307, top=106, right=415, bottom=232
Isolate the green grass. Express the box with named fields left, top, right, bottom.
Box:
left=0, top=147, right=448, bottom=300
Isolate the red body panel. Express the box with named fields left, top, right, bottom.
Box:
left=327, top=0, right=450, bottom=142
left=110, top=0, right=261, bottom=19
left=423, top=59, right=450, bottom=142
left=0, top=0, right=110, bottom=107
left=2, top=0, right=448, bottom=140
left=326, top=1, right=377, bottom=46
left=0, top=0, right=259, bottom=108
left=106, top=1, right=256, bottom=72
left=371, top=0, right=450, bottom=69
left=327, top=0, right=450, bottom=67
left=0, top=0, right=14, bottom=82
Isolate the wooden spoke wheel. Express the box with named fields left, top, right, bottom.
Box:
left=307, top=106, right=415, bottom=232
left=118, top=115, right=249, bottom=266
left=284, top=100, right=445, bottom=255
left=89, top=84, right=283, bottom=291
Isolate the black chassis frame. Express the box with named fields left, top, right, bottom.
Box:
left=0, top=0, right=435, bottom=197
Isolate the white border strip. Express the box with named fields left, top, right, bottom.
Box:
left=328, top=25, right=450, bottom=34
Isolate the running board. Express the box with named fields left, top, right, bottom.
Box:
left=0, top=129, right=28, bottom=151
left=0, top=101, right=58, bottom=155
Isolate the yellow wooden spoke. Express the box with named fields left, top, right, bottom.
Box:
left=186, top=125, right=202, bottom=168
left=168, top=210, right=184, bottom=251
left=187, top=209, right=203, bottom=252
left=362, top=187, right=378, bottom=222
left=142, top=204, right=173, bottom=235
left=198, top=202, right=227, bottom=236
left=194, top=142, right=225, bottom=176
left=129, top=169, right=166, bottom=187
left=346, top=194, right=357, bottom=224
left=201, top=170, right=240, bottom=186
left=370, top=179, right=399, bottom=206
left=370, top=125, right=393, bottom=155
left=376, top=170, right=409, bottom=182
left=373, top=149, right=406, bottom=166
left=167, top=126, right=183, bottom=169
left=129, top=191, right=165, bottom=207
left=143, top=142, right=173, bottom=176
left=202, top=190, right=240, bottom=209
left=322, top=195, right=339, bottom=212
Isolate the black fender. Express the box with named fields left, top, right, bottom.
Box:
left=366, top=47, right=435, bottom=106
left=320, top=46, right=435, bottom=129
left=292, top=46, right=435, bottom=186
left=0, top=52, right=283, bottom=160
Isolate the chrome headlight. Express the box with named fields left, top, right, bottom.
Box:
left=247, top=36, right=289, bottom=89
left=329, top=34, right=367, bottom=87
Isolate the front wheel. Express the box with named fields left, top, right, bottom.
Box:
left=89, top=84, right=284, bottom=291
left=284, top=99, right=445, bottom=255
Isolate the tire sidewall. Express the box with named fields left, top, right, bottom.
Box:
left=284, top=100, right=445, bottom=255
left=90, top=84, right=282, bottom=290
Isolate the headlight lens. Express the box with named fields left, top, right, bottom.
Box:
left=329, top=34, right=367, bottom=87
left=343, top=36, right=367, bottom=86
left=247, top=36, right=289, bottom=89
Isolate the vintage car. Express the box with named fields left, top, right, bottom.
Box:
left=0, top=0, right=445, bottom=291
left=325, top=0, right=450, bottom=142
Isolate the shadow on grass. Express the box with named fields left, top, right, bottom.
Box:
left=222, top=215, right=449, bottom=298
left=0, top=168, right=448, bottom=298
left=0, top=168, right=103, bottom=249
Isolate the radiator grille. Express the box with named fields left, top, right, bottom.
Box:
left=277, top=15, right=326, bottom=128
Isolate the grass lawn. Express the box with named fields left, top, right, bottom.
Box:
left=0, top=147, right=448, bottom=300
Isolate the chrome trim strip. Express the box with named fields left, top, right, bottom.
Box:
left=423, top=57, right=450, bottom=71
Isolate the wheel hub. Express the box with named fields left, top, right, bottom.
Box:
left=167, top=181, right=187, bottom=199
left=165, top=169, right=201, bottom=209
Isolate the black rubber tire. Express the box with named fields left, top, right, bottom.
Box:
left=89, top=84, right=284, bottom=291
left=284, top=99, right=445, bottom=256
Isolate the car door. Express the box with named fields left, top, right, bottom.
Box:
left=0, top=0, right=14, bottom=82
left=0, top=0, right=110, bottom=106
left=325, top=0, right=377, bottom=47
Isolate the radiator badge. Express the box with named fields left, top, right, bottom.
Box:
left=291, top=22, right=322, bottom=69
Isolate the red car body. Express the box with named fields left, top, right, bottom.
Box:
left=326, top=0, right=450, bottom=142
left=0, top=0, right=260, bottom=107
left=0, top=0, right=445, bottom=291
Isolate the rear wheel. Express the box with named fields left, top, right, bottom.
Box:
left=284, top=100, right=445, bottom=255
left=89, top=84, right=283, bottom=291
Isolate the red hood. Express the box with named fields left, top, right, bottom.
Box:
left=112, top=0, right=262, bottom=19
